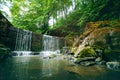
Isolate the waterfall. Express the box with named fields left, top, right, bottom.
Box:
left=41, top=35, right=60, bottom=57
left=13, top=29, right=32, bottom=56
left=43, top=35, right=59, bottom=51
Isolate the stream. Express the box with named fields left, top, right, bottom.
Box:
left=0, top=55, right=120, bottom=80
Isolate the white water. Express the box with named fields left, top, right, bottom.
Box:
left=41, top=35, right=60, bottom=57
left=43, top=35, right=59, bottom=51
left=14, top=29, right=32, bottom=56
left=12, top=51, right=32, bottom=56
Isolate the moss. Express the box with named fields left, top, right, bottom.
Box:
left=73, top=21, right=120, bottom=61
left=104, top=48, right=111, bottom=54
left=78, top=47, right=96, bottom=58
left=50, top=54, right=57, bottom=58
left=71, top=47, right=78, bottom=53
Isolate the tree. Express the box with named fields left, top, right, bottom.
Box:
left=8, top=0, right=72, bottom=34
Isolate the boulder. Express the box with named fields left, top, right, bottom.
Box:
left=106, top=62, right=120, bottom=71
left=74, top=57, right=96, bottom=65
left=95, top=57, right=102, bottom=62
left=80, top=61, right=96, bottom=66
left=72, top=21, right=120, bottom=61
left=77, top=47, right=96, bottom=58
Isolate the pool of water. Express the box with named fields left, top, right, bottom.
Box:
left=0, top=55, right=120, bottom=80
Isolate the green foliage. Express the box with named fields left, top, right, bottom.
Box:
left=8, top=0, right=73, bottom=34
left=109, top=20, right=120, bottom=28
left=1, top=0, right=120, bottom=35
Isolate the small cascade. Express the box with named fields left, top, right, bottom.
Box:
left=13, top=29, right=32, bottom=56
left=43, top=35, right=59, bottom=51
left=41, top=35, right=60, bottom=57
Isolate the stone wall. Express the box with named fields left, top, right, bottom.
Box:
left=0, top=13, right=42, bottom=51
left=0, top=13, right=16, bottom=50
left=0, top=13, right=66, bottom=52
left=31, top=33, right=43, bottom=51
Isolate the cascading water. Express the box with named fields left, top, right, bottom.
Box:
left=13, top=29, right=32, bottom=56
left=41, top=35, right=60, bottom=57
left=43, top=35, right=59, bottom=51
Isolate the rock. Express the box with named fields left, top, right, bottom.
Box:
left=79, top=57, right=96, bottom=61
left=70, top=57, right=77, bottom=62
left=72, top=21, right=120, bottom=61
left=77, top=47, right=96, bottom=58
left=80, top=61, right=96, bottom=66
left=95, top=48, right=103, bottom=57
left=62, top=47, right=71, bottom=54
left=95, top=57, right=102, bottom=62
left=96, top=60, right=106, bottom=65
left=49, top=54, right=57, bottom=59
left=99, top=61, right=106, bottom=65
left=74, top=57, right=96, bottom=64
left=106, top=61, right=120, bottom=70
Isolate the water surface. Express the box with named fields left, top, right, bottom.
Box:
left=0, top=55, right=120, bottom=80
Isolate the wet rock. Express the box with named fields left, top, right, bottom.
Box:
left=96, top=60, right=106, bottom=65
left=69, top=57, right=77, bottom=63
left=32, top=52, right=40, bottom=55
left=99, top=61, right=106, bottom=65
left=74, top=57, right=96, bottom=64
left=106, top=61, right=120, bottom=70
left=80, top=61, right=96, bottom=66
left=49, top=54, right=57, bottom=59
left=95, top=57, right=102, bottom=62
left=62, top=47, right=71, bottom=54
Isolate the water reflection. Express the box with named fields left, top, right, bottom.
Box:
left=0, top=55, right=120, bottom=80
left=42, top=58, right=59, bottom=77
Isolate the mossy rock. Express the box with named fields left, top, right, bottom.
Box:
left=78, top=47, right=96, bottom=58
left=71, top=47, right=77, bottom=53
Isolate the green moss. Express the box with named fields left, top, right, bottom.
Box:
left=78, top=47, right=96, bottom=58
left=50, top=54, right=57, bottom=58
left=104, top=48, right=111, bottom=54
left=71, top=47, right=77, bottom=53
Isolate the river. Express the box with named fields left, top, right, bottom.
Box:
left=0, top=55, right=120, bottom=80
